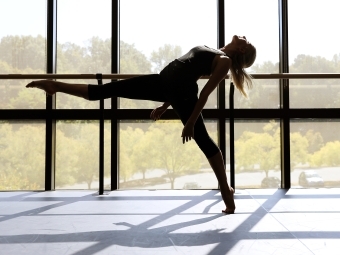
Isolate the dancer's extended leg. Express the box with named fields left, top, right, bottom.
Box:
left=26, top=80, right=89, bottom=99
left=26, top=74, right=167, bottom=102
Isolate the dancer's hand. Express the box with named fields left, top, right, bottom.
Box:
left=150, top=105, right=167, bottom=121
left=181, top=122, right=194, bottom=144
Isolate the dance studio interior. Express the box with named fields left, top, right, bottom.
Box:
left=0, top=0, right=340, bottom=254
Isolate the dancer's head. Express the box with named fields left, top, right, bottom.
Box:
left=224, top=35, right=257, bottom=97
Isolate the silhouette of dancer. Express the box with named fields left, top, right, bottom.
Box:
left=27, top=35, right=256, bottom=214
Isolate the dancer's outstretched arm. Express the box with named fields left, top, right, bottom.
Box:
left=181, top=56, right=231, bottom=143
left=26, top=80, right=89, bottom=99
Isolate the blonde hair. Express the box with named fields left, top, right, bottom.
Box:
left=229, top=44, right=256, bottom=97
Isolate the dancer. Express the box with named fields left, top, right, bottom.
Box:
left=27, top=35, right=256, bottom=214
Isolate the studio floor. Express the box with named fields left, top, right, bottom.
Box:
left=0, top=189, right=340, bottom=255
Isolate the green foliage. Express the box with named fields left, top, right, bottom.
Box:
left=0, top=35, right=46, bottom=72
left=311, top=141, right=340, bottom=167
left=251, top=61, right=279, bottom=75
left=304, top=130, right=324, bottom=154
left=146, top=122, right=201, bottom=189
left=119, top=122, right=202, bottom=189
left=0, top=170, right=39, bottom=190
left=0, top=123, right=45, bottom=190
left=290, top=132, right=309, bottom=167
left=119, top=126, right=144, bottom=182
left=235, top=121, right=280, bottom=177
left=290, top=54, right=337, bottom=75
left=9, top=87, right=45, bottom=109
left=120, top=41, right=152, bottom=74
left=55, top=129, right=78, bottom=187
left=150, top=44, right=182, bottom=73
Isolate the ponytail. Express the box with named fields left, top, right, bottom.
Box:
left=229, top=44, right=256, bottom=97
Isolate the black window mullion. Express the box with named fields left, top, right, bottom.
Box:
left=111, top=0, right=119, bottom=190
left=45, top=0, right=57, bottom=191
left=279, top=0, right=290, bottom=188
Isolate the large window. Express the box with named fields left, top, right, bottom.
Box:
left=1, top=1, right=340, bottom=191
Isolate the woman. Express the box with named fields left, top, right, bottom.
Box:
left=27, top=35, right=256, bottom=214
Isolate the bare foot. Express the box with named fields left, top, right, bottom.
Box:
left=222, top=187, right=235, bottom=214
left=26, top=80, right=58, bottom=95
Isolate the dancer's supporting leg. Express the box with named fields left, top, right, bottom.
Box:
left=207, top=151, right=235, bottom=214
left=171, top=96, right=235, bottom=213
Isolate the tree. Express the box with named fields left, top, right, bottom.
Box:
left=120, top=41, right=152, bottom=74
left=55, top=129, right=78, bottom=188
left=304, top=130, right=324, bottom=154
left=290, top=132, right=309, bottom=168
left=290, top=54, right=337, bottom=75
left=71, top=124, right=99, bottom=189
left=0, top=35, right=46, bottom=72
left=145, top=121, right=201, bottom=189
left=150, top=44, right=182, bottom=73
left=86, top=36, right=111, bottom=73
left=131, top=130, right=157, bottom=180
left=0, top=123, right=45, bottom=189
left=311, top=141, right=340, bottom=167
left=9, top=88, right=45, bottom=109
left=235, top=122, right=280, bottom=178
left=119, top=126, right=144, bottom=183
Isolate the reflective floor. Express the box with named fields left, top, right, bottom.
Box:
left=1, top=189, right=340, bottom=255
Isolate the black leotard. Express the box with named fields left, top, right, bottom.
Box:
left=159, top=45, right=226, bottom=99
left=177, top=45, right=226, bottom=79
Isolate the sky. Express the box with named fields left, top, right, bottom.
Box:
left=0, top=0, right=339, bottom=67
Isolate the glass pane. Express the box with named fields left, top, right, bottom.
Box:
left=291, top=120, right=340, bottom=188
left=288, top=0, right=340, bottom=108
left=56, top=121, right=99, bottom=189
left=234, top=120, right=281, bottom=189
left=289, top=0, right=340, bottom=73
left=289, top=1, right=340, bottom=108
left=0, top=79, right=46, bottom=109
left=0, top=0, right=46, bottom=109
left=234, top=80, right=280, bottom=109
left=119, top=120, right=218, bottom=189
left=290, top=80, right=340, bottom=108
left=0, top=121, right=45, bottom=190
left=225, top=0, right=279, bottom=109
left=57, top=0, right=111, bottom=109
left=120, top=0, right=217, bottom=109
